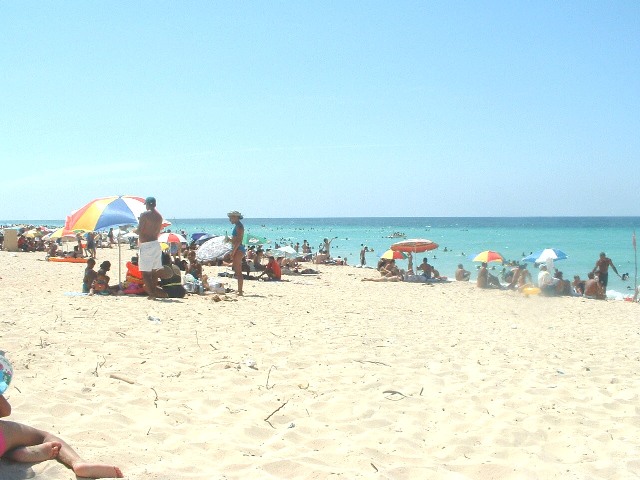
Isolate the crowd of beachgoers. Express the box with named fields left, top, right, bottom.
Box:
left=2, top=220, right=637, bottom=304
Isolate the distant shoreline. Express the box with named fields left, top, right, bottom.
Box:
left=3, top=215, right=640, bottom=224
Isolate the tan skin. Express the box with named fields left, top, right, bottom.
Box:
left=592, top=254, right=620, bottom=295
left=584, top=275, right=605, bottom=299
left=136, top=203, right=168, bottom=299
left=593, top=255, right=619, bottom=277
left=455, top=266, right=471, bottom=281
left=0, top=394, right=123, bottom=478
left=228, top=215, right=244, bottom=295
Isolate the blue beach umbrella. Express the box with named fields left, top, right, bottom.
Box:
left=522, top=248, right=568, bottom=264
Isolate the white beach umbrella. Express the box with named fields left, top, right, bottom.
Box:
left=272, top=245, right=298, bottom=259
left=196, top=236, right=231, bottom=262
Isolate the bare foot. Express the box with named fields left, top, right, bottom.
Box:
left=6, top=441, right=61, bottom=463
left=155, top=289, right=168, bottom=298
left=237, top=291, right=244, bottom=296
left=73, top=462, right=124, bottom=478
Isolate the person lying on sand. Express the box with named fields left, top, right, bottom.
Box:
left=362, top=275, right=403, bottom=282
left=0, top=394, right=123, bottom=478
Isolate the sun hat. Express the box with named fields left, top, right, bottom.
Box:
left=227, top=210, right=243, bottom=219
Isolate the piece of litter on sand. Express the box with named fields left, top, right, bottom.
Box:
left=148, top=316, right=161, bottom=324
left=109, top=373, right=135, bottom=384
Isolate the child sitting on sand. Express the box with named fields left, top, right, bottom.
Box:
left=0, top=393, right=122, bottom=478
left=83, top=258, right=97, bottom=294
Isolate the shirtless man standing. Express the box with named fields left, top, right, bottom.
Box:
left=592, top=252, right=620, bottom=296
left=137, top=197, right=167, bottom=299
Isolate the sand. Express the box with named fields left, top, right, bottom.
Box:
left=0, top=247, right=639, bottom=479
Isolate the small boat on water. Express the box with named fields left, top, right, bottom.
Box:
left=385, top=232, right=406, bottom=239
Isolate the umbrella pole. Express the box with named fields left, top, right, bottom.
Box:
left=634, top=230, right=638, bottom=302
left=118, top=234, right=122, bottom=289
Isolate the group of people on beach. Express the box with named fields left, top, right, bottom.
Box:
left=473, top=251, right=623, bottom=299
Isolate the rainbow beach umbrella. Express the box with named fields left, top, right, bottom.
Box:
left=379, top=249, right=408, bottom=260
left=471, top=250, right=504, bottom=263
left=64, top=195, right=164, bottom=285
left=65, top=195, right=150, bottom=232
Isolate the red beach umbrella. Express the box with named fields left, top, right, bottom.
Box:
left=390, top=239, right=439, bottom=253
left=158, top=232, right=187, bottom=244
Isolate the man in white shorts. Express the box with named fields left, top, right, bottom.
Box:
left=137, top=197, right=168, bottom=299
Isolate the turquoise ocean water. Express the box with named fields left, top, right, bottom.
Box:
left=5, top=217, right=639, bottom=298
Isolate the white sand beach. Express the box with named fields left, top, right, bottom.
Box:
left=1, top=248, right=638, bottom=479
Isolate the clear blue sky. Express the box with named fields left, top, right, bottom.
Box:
left=1, top=1, right=638, bottom=220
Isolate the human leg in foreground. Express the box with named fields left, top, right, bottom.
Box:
left=232, top=250, right=244, bottom=295
left=0, top=395, right=122, bottom=478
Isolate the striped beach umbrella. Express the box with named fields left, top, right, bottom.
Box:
left=65, top=195, right=150, bottom=232
left=379, top=249, right=408, bottom=260
left=64, top=195, right=166, bottom=285
left=471, top=250, right=504, bottom=263
left=158, top=232, right=187, bottom=244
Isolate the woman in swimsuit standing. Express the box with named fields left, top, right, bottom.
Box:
left=227, top=211, right=245, bottom=296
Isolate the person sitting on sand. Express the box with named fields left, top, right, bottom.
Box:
left=0, top=393, right=122, bottom=478
left=91, top=261, right=120, bottom=295
left=82, top=258, right=97, bottom=294
left=252, top=247, right=265, bottom=271
left=517, top=264, right=532, bottom=288
left=46, top=241, right=59, bottom=258
left=159, top=253, right=186, bottom=298
left=506, top=264, right=526, bottom=290
left=477, top=262, right=502, bottom=289
left=417, top=258, right=433, bottom=279
left=455, top=264, right=471, bottom=281
left=537, top=264, right=559, bottom=296
left=584, top=272, right=605, bottom=299
left=572, top=275, right=586, bottom=295
left=381, top=260, right=402, bottom=278
left=258, top=256, right=282, bottom=281
left=554, top=271, right=572, bottom=296
left=186, top=250, right=208, bottom=286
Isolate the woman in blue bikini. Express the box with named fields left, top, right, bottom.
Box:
left=228, top=210, right=245, bottom=296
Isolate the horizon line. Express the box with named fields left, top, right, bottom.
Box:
left=2, top=214, right=640, bottom=224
